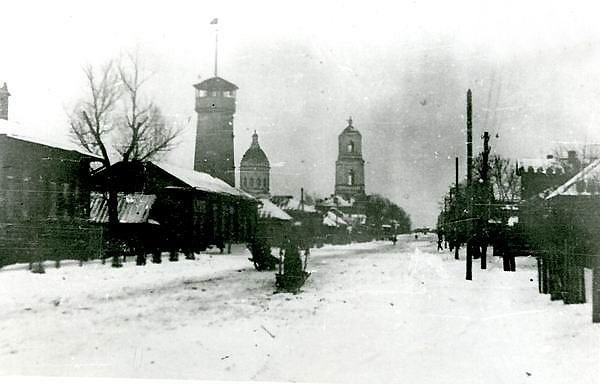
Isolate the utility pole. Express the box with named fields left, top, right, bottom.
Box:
left=455, top=156, right=459, bottom=260
left=466, top=89, right=473, bottom=281
left=481, top=131, right=490, bottom=270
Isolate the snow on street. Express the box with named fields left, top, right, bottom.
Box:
left=0, top=235, right=598, bottom=383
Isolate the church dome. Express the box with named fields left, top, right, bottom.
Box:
left=241, top=131, right=270, bottom=167
left=341, top=116, right=362, bottom=136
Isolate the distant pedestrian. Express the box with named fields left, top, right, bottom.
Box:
left=391, top=235, right=397, bottom=245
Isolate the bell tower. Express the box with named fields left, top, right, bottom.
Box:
left=335, top=117, right=366, bottom=200
left=0, top=82, right=10, bottom=120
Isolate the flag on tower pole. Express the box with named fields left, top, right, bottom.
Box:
left=210, top=18, right=218, bottom=25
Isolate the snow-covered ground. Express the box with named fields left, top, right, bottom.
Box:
left=0, top=235, right=598, bottom=383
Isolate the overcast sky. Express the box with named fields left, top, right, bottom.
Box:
left=2, top=0, right=600, bottom=227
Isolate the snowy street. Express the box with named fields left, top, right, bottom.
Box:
left=0, top=235, right=598, bottom=383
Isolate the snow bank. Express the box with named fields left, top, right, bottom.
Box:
left=0, top=239, right=597, bottom=383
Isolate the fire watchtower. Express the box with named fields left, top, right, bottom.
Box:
left=193, top=76, right=238, bottom=187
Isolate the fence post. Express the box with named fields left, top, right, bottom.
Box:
left=593, top=256, right=600, bottom=323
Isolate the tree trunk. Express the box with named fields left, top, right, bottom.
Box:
left=107, top=175, right=122, bottom=268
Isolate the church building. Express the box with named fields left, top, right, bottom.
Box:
left=335, top=117, right=366, bottom=201
left=0, top=82, right=10, bottom=120
left=240, top=131, right=270, bottom=198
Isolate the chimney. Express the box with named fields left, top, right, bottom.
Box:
left=0, top=82, right=10, bottom=120
left=567, top=150, right=580, bottom=171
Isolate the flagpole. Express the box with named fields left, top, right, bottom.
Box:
left=214, top=22, right=219, bottom=77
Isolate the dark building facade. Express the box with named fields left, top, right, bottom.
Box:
left=193, top=77, right=238, bottom=187
left=91, top=160, right=258, bottom=258
left=240, top=131, right=270, bottom=198
left=335, top=117, right=366, bottom=201
left=0, top=121, right=102, bottom=266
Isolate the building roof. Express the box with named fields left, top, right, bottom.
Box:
left=0, top=119, right=102, bottom=159
left=271, top=196, right=317, bottom=213
left=518, top=157, right=565, bottom=174
left=546, top=158, right=600, bottom=199
left=258, top=198, right=292, bottom=221
left=193, top=76, right=238, bottom=92
left=90, top=193, right=156, bottom=224
left=341, top=117, right=361, bottom=136
left=152, top=160, right=254, bottom=199
left=318, top=194, right=353, bottom=208
left=241, top=131, right=269, bottom=166
left=322, top=210, right=348, bottom=227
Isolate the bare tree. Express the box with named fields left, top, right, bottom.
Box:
left=69, top=54, right=182, bottom=267
left=550, top=143, right=600, bottom=172
left=70, top=61, right=121, bottom=165
left=115, top=53, right=180, bottom=162
left=490, top=155, right=520, bottom=203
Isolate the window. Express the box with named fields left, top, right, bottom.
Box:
left=243, top=177, right=247, bottom=187
left=348, top=170, right=355, bottom=186
left=256, top=178, right=261, bottom=187
left=347, top=141, right=354, bottom=153
left=264, top=178, right=267, bottom=189
left=250, top=178, right=254, bottom=187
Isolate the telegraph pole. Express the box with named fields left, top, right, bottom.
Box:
left=481, top=131, right=490, bottom=270
left=455, top=156, right=459, bottom=260
left=466, top=89, right=473, bottom=281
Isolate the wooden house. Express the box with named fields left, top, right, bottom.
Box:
left=91, top=160, right=258, bottom=260
left=0, top=120, right=102, bottom=267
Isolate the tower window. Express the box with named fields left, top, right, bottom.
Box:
left=243, top=177, right=247, bottom=187
left=250, top=178, right=254, bottom=187
left=257, top=178, right=261, bottom=187
left=347, top=141, right=355, bottom=153
left=348, top=170, right=355, bottom=186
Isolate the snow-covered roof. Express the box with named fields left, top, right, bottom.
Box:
left=546, top=158, right=600, bottom=199
left=0, top=119, right=102, bottom=159
left=318, top=194, right=353, bottom=207
left=258, top=198, right=292, bottom=221
left=193, top=76, right=238, bottom=91
left=272, top=196, right=317, bottom=213
left=152, top=161, right=255, bottom=199
left=90, top=192, right=156, bottom=224
left=323, top=210, right=347, bottom=227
